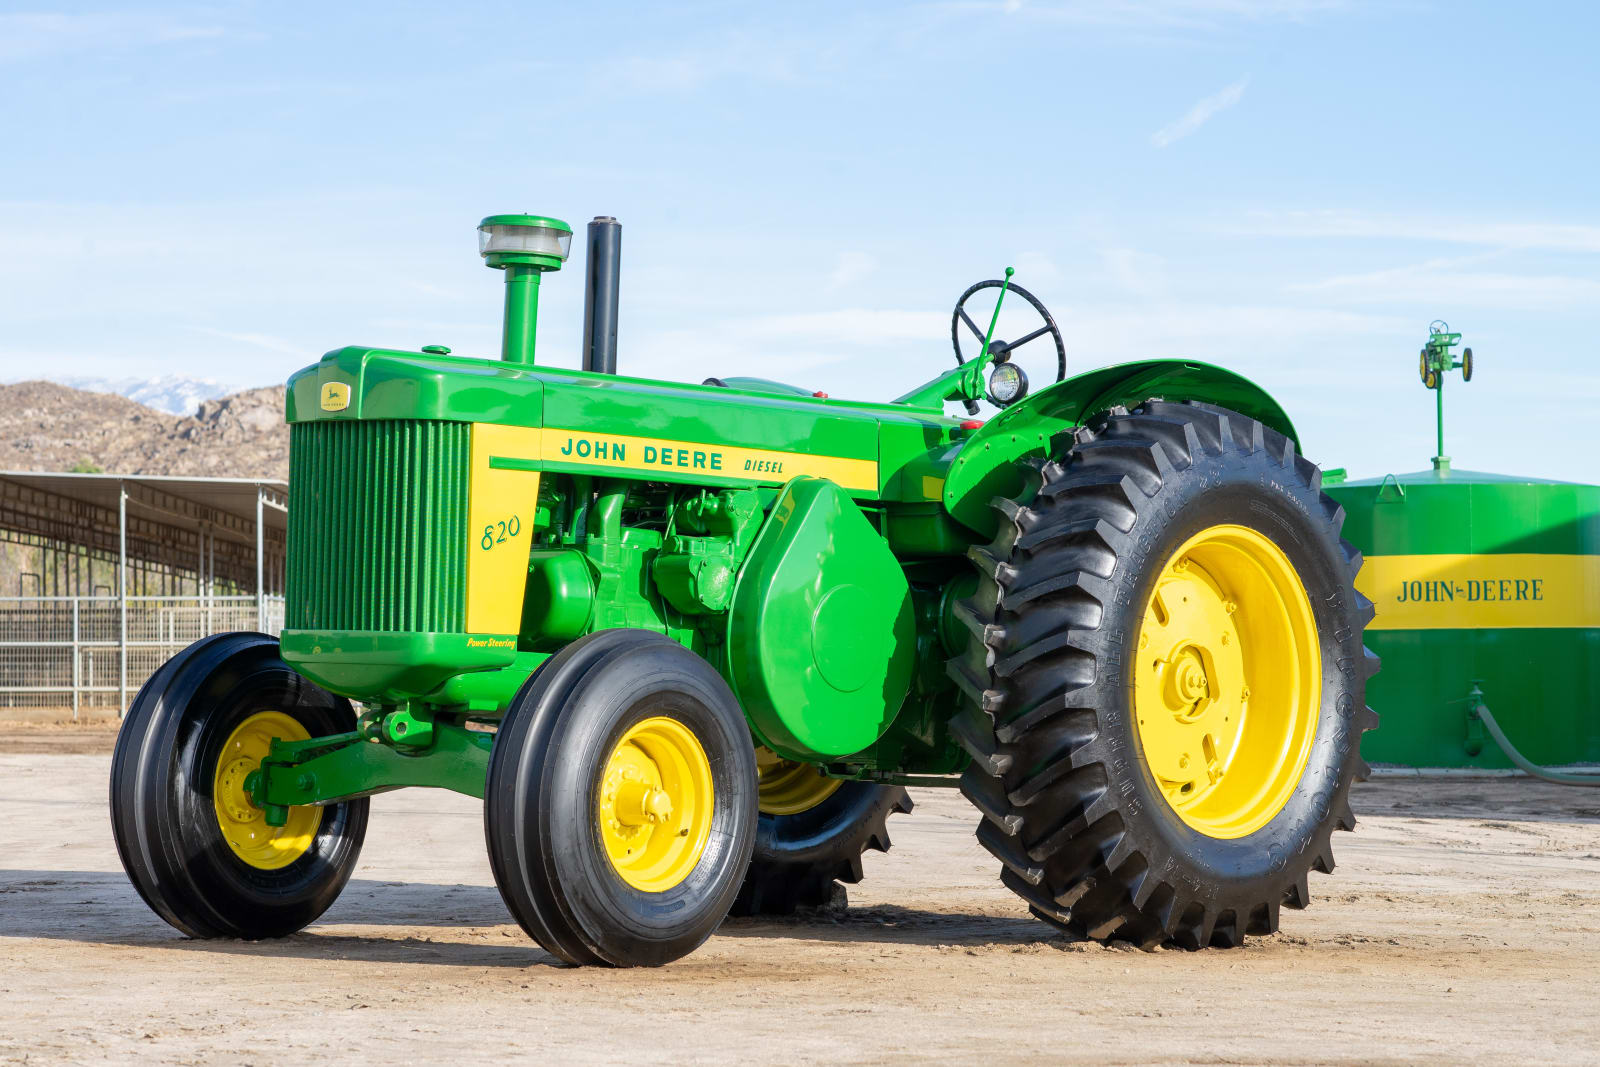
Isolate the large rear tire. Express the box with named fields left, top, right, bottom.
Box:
left=484, top=629, right=758, bottom=966
left=109, top=632, right=369, bottom=939
left=731, top=755, right=912, bottom=916
left=948, top=401, right=1378, bottom=948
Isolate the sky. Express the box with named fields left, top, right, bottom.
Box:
left=2, top=1, right=1598, bottom=481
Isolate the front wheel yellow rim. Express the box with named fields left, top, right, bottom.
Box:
left=211, top=711, right=321, bottom=869
left=598, top=717, right=715, bottom=892
left=1134, top=524, right=1322, bottom=839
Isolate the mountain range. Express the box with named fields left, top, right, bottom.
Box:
left=0, top=381, right=288, bottom=480
left=41, top=375, right=247, bottom=417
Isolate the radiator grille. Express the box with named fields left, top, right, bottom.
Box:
left=287, top=420, right=469, bottom=633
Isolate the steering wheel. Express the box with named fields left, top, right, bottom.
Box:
left=951, top=279, right=1066, bottom=414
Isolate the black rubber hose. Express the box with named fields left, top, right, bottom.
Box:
left=1471, top=700, right=1600, bottom=787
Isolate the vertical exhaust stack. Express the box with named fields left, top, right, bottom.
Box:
left=582, top=216, right=622, bottom=374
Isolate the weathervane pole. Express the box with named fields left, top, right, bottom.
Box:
left=1418, top=320, right=1472, bottom=473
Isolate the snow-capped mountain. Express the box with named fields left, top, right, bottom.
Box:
left=46, top=375, right=244, bottom=416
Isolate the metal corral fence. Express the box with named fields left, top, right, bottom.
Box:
left=0, top=595, right=285, bottom=718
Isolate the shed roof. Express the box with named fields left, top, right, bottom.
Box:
left=0, top=471, right=287, bottom=546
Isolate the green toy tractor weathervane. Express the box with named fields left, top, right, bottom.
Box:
left=111, top=212, right=1378, bottom=966
left=1418, top=320, right=1474, bottom=472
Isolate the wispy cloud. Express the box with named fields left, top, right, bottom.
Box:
left=0, top=13, right=224, bottom=63
left=1013, top=251, right=1064, bottom=288
left=1152, top=77, right=1249, bottom=147
left=1062, top=303, right=1405, bottom=356
left=733, top=309, right=945, bottom=344
left=1224, top=210, right=1600, bottom=253
left=597, top=1, right=1338, bottom=95
left=942, top=1, right=1345, bottom=31
left=1100, top=248, right=1168, bottom=296
left=596, top=29, right=807, bottom=93
left=826, top=252, right=878, bottom=291
left=1290, top=256, right=1600, bottom=309
left=368, top=318, right=498, bottom=336
left=188, top=327, right=306, bottom=357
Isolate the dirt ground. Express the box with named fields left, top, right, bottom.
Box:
left=3, top=733, right=1599, bottom=1065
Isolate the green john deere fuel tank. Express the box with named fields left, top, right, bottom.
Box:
left=1326, top=322, right=1600, bottom=768
left=1328, top=467, right=1600, bottom=767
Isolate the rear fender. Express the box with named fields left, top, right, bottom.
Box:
left=942, top=359, right=1297, bottom=535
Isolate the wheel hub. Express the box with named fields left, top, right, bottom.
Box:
left=597, top=717, right=715, bottom=893
left=615, top=778, right=674, bottom=826
left=1134, top=525, right=1321, bottom=839
left=216, top=757, right=261, bottom=824
left=1161, top=646, right=1213, bottom=719
left=210, top=710, right=321, bottom=870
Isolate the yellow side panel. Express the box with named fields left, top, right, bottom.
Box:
left=466, top=424, right=543, bottom=635
left=539, top=427, right=878, bottom=492
left=1356, top=553, right=1600, bottom=630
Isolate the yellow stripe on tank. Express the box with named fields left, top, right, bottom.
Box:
left=466, top=423, right=542, bottom=635
left=1356, top=553, right=1600, bottom=630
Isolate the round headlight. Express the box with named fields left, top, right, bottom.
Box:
left=987, top=361, right=1029, bottom=407
left=477, top=215, right=573, bottom=263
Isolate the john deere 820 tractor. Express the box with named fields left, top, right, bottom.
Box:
left=111, top=214, right=1377, bottom=966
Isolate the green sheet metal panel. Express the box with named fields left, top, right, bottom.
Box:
left=727, top=477, right=916, bottom=761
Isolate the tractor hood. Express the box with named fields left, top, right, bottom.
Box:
left=287, top=346, right=967, bottom=502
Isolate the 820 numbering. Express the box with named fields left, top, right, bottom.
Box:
left=480, top=515, right=522, bottom=550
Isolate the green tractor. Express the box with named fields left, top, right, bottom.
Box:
left=110, top=213, right=1377, bottom=966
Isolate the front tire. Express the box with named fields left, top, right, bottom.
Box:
left=109, top=632, right=369, bottom=940
left=949, top=401, right=1378, bottom=948
left=484, top=629, right=758, bottom=967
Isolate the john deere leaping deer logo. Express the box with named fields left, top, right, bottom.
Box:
left=319, top=381, right=351, bottom=412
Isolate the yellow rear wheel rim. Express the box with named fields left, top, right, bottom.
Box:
left=211, top=711, right=321, bottom=870
left=1134, top=524, right=1321, bottom=839
left=598, top=717, right=715, bottom=893
left=755, top=747, right=842, bottom=816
